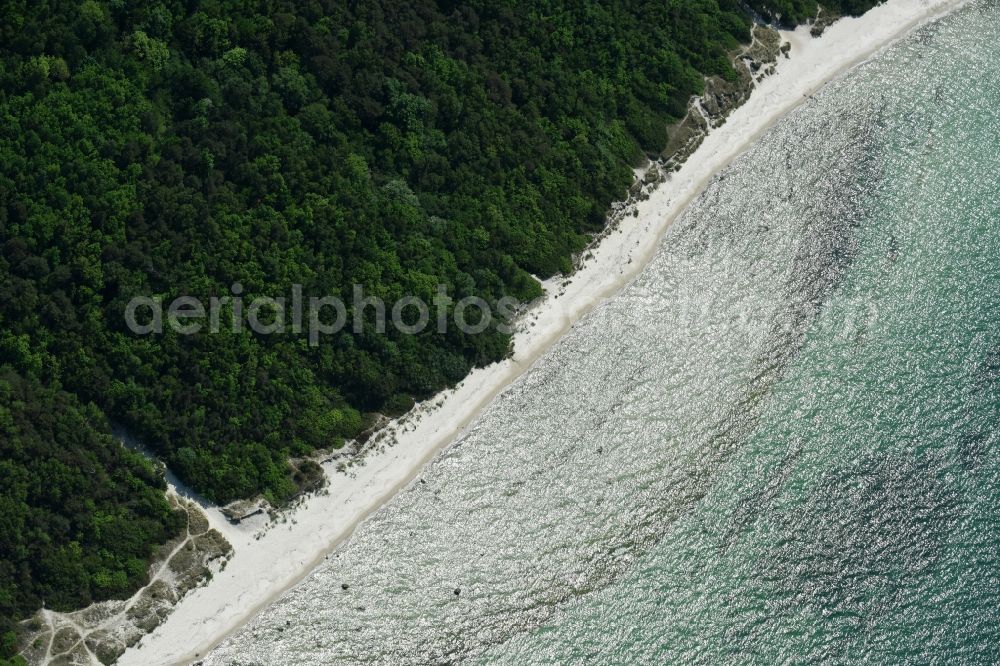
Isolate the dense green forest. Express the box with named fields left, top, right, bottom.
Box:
left=0, top=369, right=184, bottom=665
left=0, top=0, right=877, bottom=658
left=751, top=0, right=880, bottom=23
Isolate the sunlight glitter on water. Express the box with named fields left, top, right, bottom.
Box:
left=207, top=3, right=1000, bottom=663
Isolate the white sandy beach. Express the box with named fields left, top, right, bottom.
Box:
left=118, top=2, right=966, bottom=663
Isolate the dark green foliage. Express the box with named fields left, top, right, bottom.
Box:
left=0, top=631, right=20, bottom=665
left=745, top=0, right=880, bottom=24
left=0, top=0, right=757, bottom=509
left=0, top=368, right=185, bottom=658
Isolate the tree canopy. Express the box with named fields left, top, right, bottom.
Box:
left=0, top=368, right=184, bottom=662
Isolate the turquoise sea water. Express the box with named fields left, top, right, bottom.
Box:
left=208, top=4, right=1000, bottom=663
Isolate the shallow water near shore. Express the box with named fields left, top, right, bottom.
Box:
left=206, top=3, right=1000, bottom=663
